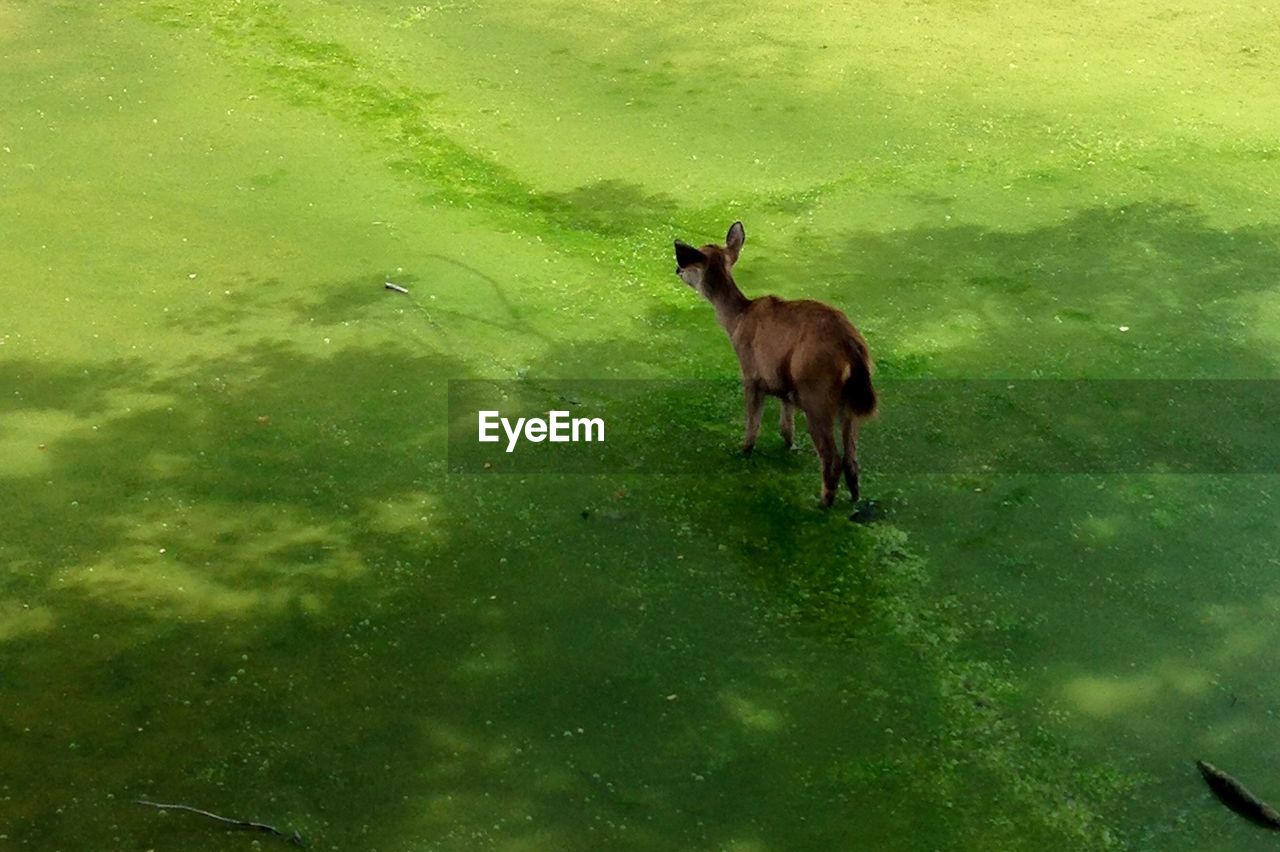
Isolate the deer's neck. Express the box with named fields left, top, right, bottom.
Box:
left=709, top=275, right=751, bottom=334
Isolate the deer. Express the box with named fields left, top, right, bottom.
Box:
left=674, top=222, right=876, bottom=511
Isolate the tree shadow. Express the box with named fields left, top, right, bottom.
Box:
left=0, top=328, right=951, bottom=848
left=0, top=358, right=151, bottom=420
left=0, top=273, right=920, bottom=851
left=777, top=201, right=1280, bottom=377
left=534, top=179, right=679, bottom=237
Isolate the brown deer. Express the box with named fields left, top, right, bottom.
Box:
left=674, top=222, right=876, bottom=508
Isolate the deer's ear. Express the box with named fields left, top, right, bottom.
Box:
left=675, top=240, right=707, bottom=269
left=725, top=221, right=745, bottom=264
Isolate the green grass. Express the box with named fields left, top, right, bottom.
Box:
left=2, top=0, right=1279, bottom=848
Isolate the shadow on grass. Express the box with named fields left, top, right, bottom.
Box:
left=0, top=284, right=920, bottom=850
left=774, top=201, right=1280, bottom=377
left=535, top=180, right=679, bottom=237
left=0, top=359, right=152, bottom=419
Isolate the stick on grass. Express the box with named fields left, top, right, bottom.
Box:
left=134, top=799, right=307, bottom=847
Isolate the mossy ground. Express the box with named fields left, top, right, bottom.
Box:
left=2, top=0, right=1278, bottom=849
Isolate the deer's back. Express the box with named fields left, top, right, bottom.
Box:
left=731, top=296, right=870, bottom=399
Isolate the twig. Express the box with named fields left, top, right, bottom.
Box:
left=134, top=799, right=306, bottom=847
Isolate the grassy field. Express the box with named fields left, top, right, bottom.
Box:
left=2, top=0, right=1279, bottom=849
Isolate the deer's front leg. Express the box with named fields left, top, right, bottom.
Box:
left=741, top=382, right=763, bottom=456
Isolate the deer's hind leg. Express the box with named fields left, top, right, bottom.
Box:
left=803, top=402, right=842, bottom=507
left=841, top=411, right=861, bottom=503
left=741, top=382, right=764, bottom=456
left=779, top=400, right=796, bottom=449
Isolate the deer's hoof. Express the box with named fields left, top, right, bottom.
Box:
left=849, top=499, right=880, bottom=524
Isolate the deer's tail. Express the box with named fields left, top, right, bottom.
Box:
left=842, top=357, right=877, bottom=418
